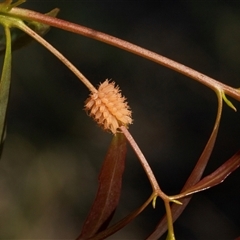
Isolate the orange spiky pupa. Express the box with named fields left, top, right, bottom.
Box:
left=85, top=79, right=132, bottom=134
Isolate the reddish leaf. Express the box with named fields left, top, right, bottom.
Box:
left=147, top=94, right=223, bottom=239
left=90, top=195, right=153, bottom=240
left=77, top=133, right=127, bottom=239
left=181, top=150, right=240, bottom=196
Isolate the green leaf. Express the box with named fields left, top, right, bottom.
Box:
left=78, top=133, right=127, bottom=239
left=0, top=26, right=11, bottom=157
left=221, top=91, right=237, bottom=111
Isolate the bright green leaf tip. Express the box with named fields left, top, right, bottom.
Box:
left=166, top=232, right=176, bottom=240
left=152, top=195, right=158, bottom=209
left=221, top=91, right=237, bottom=112
left=170, top=199, right=182, bottom=205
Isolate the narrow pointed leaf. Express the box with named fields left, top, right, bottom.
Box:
left=0, top=26, right=11, bottom=157
left=90, top=195, right=153, bottom=240
left=180, top=150, right=240, bottom=196
left=78, top=133, right=127, bottom=239
left=147, top=92, right=223, bottom=239
left=221, top=91, right=237, bottom=111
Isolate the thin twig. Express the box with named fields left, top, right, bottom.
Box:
left=8, top=7, right=240, bottom=101
left=12, top=19, right=97, bottom=93
left=147, top=89, right=223, bottom=239
left=120, top=126, right=167, bottom=200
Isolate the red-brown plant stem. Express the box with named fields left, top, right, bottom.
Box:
left=12, top=19, right=97, bottom=93
left=147, top=90, right=223, bottom=239
left=120, top=126, right=167, bottom=200
left=120, top=126, right=177, bottom=238
left=7, top=7, right=240, bottom=101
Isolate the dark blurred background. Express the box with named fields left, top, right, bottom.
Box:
left=0, top=1, right=240, bottom=239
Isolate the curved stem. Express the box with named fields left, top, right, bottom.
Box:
left=169, top=89, right=223, bottom=202
left=147, top=89, right=223, bottom=239
left=120, top=126, right=168, bottom=200
left=120, top=126, right=159, bottom=192
left=11, top=19, right=97, bottom=93
left=164, top=201, right=175, bottom=240
left=8, top=7, right=240, bottom=101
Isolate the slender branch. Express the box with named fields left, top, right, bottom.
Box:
left=169, top=90, right=223, bottom=201
left=164, top=201, right=175, bottom=240
left=147, top=89, right=223, bottom=239
left=7, top=7, right=240, bottom=101
left=120, top=126, right=168, bottom=200
left=120, top=126, right=179, bottom=239
left=1, top=7, right=238, bottom=239
left=183, top=89, right=223, bottom=189
left=11, top=19, right=97, bottom=93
